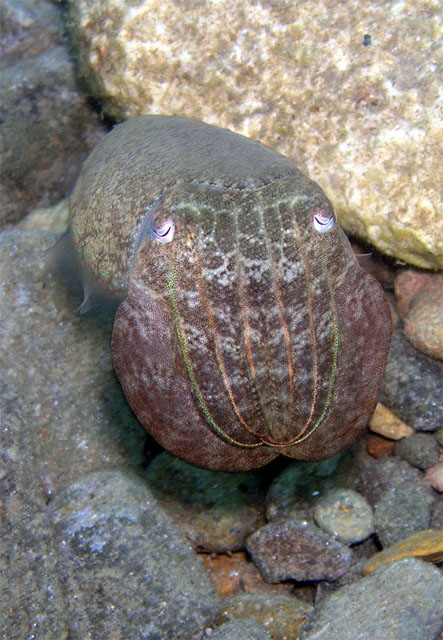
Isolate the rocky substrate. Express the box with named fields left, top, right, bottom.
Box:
left=1, top=228, right=442, bottom=640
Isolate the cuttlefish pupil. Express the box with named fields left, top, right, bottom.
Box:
left=68, top=115, right=392, bottom=471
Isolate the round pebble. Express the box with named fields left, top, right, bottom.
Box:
left=404, top=274, right=443, bottom=360
left=314, top=489, right=374, bottom=544
left=393, top=432, right=440, bottom=470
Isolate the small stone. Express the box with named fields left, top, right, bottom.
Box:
left=313, top=489, right=374, bottom=545
left=393, top=432, right=440, bottom=470
left=143, top=452, right=266, bottom=552
left=435, top=427, right=443, bottom=447
left=380, top=330, right=442, bottom=431
left=394, top=269, right=432, bottom=319
left=363, top=529, right=443, bottom=575
left=208, top=619, right=272, bottom=640
left=425, top=462, right=443, bottom=493
left=374, top=482, right=434, bottom=548
left=369, top=402, right=415, bottom=440
left=366, top=433, right=394, bottom=458
left=404, top=274, right=443, bottom=360
left=247, top=520, right=352, bottom=583
left=300, top=558, right=443, bottom=640
left=218, top=592, right=313, bottom=640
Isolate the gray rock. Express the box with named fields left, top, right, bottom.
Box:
left=49, top=470, right=221, bottom=639
left=247, top=519, right=352, bottom=583
left=218, top=592, right=313, bottom=640
left=374, top=482, right=434, bottom=547
left=393, top=432, right=440, bottom=469
left=355, top=455, right=428, bottom=506
left=435, top=427, right=443, bottom=447
left=0, top=0, right=105, bottom=227
left=0, top=376, right=69, bottom=639
left=380, top=330, right=443, bottom=432
left=144, top=452, right=266, bottom=552
left=301, top=558, right=443, bottom=640
left=0, top=230, right=146, bottom=496
left=313, top=489, right=374, bottom=544
left=207, top=619, right=272, bottom=640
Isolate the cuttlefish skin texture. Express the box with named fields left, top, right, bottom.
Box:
left=69, top=116, right=392, bottom=471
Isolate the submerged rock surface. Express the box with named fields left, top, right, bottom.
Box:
left=66, top=0, right=443, bottom=268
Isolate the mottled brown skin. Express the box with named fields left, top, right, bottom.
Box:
left=69, top=116, right=392, bottom=471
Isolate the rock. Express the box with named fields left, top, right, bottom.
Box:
left=0, top=230, right=146, bottom=497
left=425, top=462, right=443, bottom=493
left=436, top=427, right=443, bottom=447
left=0, top=376, right=69, bottom=639
left=374, top=482, right=434, bottom=548
left=218, top=593, right=313, bottom=640
left=300, top=558, right=443, bottom=640
left=366, top=434, right=394, bottom=458
left=380, top=330, right=443, bottom=432
left=355, top=455, right=427, bottom=506
left=66, top=0, right=442, bottom=269
left=313, top=489, right=374, bottom=545
left=394, top=269, right=433, bottom=319
left=49, top=470, right=221, bottom=639
left=393, top=432, right=440, bottom=470
left=403, top=274, right=443, bottom=360
left=207, top=619, right=272, bottom=640
left=143, top=452, right=266, bottom=552
left=0, top=0, right=106, bottom=227
left=363, top=529, right=443, bottom=575
left=265, top=452, right=357, bottom=522
left=247, top=520, right=352, bottom=583
left=369, top=402, right=415, bottom=440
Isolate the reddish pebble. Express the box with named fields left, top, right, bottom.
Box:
left=367, top=434, right=395, bottom=458
left=425, top=461, right=443, bottom=492
left=404, top=274, right=443, bottom=360
left=394, top=268, right=432, bottom=318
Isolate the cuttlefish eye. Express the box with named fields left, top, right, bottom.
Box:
left=151, top=219, right=175, bottom=243
left=312, top=208, right=336, bottom=233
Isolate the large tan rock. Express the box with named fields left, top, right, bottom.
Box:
left=66, top=0, right=442, bottom=269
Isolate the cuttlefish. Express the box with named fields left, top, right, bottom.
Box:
left=69, top=116, right=392, bottom=471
